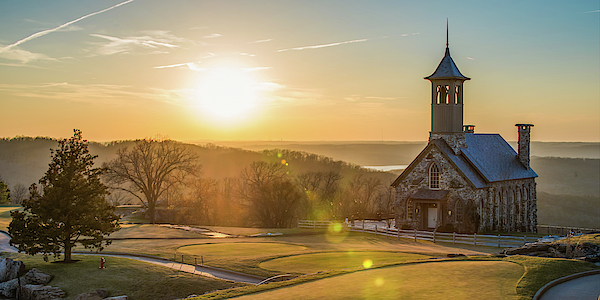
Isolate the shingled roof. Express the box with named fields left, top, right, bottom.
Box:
left=392, top=133, right=537, bottom=189
left=424, top=47, right=470, bottom=80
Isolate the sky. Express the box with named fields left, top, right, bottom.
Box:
left=0, top=0, right=598, bottom=142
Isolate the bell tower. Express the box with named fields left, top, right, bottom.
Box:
left=425, top=22, right=470, bottom=153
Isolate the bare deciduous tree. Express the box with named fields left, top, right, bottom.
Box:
left=240, top=161, right=301, bottom=227
left=11, top=183, right=28, bottom=205
left=103, top=139, right=199, bottom=223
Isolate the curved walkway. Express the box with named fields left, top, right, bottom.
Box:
left=0, top=232, right=264, bottom=285
left=535, top=270, right=600, bottom=300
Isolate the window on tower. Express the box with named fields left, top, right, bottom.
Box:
left=455, top=85, right=461, bottom=104
left=436, top=85, right=450, bottom=104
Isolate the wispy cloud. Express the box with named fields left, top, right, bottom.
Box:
left=240, top=52, right=256, bottom=57
left=583, top=9, right=600, bottom=13
left=250, top=38, right=272, bottom=44
left=0, top=82, right=191, bottom=106
left=89, top=31, right=184, bottom=55
left=0, top=0, right=135, bottom=54
left=466, top=57, right=475, bottom=60
left=0, top=47, right=53, bottom=63
left=153, top=61, right=203, bottom=71
left=202, top=33, right=222, bottom=38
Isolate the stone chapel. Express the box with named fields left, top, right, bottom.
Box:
left=392, top=36, right=538, bottom=233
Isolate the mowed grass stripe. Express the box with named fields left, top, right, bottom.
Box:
left=178, top=242, right=307, bottom=257
left=235, top=261, right=523, bottom=300
left=260, top=251, right=431, bottom=274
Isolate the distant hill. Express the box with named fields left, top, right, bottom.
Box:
left=1, top=137, right=597, bottom=228
left=210, top=141, right=600, bottom=165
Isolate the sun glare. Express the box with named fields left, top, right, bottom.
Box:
left=193, top=67, right=259, bottom=122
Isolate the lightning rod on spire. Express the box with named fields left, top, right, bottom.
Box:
left=446, top=18, right=449, bottom=48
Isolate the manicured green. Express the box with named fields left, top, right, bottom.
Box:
left=178, top=242, right=306, bottom=257
left=109, top=224, right=207, bottom=239
left=204, top=260, right=524, bottom=300
left=507, top=255, right=599, bottom=300
left=260, top=251, right=431, bottom=273
left=1, top=253, right=240, bottom=300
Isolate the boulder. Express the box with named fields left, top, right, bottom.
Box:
left=24, top=268, right=52, bottom=285
left=0, top=277, right=22, bottom=298
left=0, top=258, right=26, bottom=282
left=104, top=296, right=128, bottom=300
left=22, top=284, right=65, bottom=300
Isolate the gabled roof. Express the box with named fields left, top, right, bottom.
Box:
left=462, top=133, right=538, bottom=182
left=391, top=134, right=537, bottom=190
left=424, top=47, right=470, bottom=80
left=391, top=139, right=488, bottom=189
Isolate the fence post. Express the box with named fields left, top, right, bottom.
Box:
left=201, top=256, right=204, bottom=265
left=453, top=232, right=456, bottom=245
left=181, top=255, right=184, bottom=263
left=313, top=220, right=316, bottom=229
left=174, top=252, right=177, bottom=261
left=498, top=234, right=501, bottom=248
left=524, top=235, right=527, bottom=245
left=397, top=228, right=400, bottom=240
left=433, top=230, right=436, bottom=243
left=362, top=221, right=365, bottom=234
left=414, top=229, right=417, bottom=242
left=473, top=233, right=477, bottom=246
left=375, top=225, right=377, bottom=234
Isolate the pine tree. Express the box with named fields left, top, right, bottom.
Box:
left=9, top=129, right=120, bottom=262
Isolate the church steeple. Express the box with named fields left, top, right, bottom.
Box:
left=426, top=23, right=470, bottom=153
left=425, top=23, right=470, bottom=135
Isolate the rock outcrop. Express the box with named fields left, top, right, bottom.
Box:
left=0, top=258, right=26, bottom=282
left=501, top=242, right=600, bottom=262
left=22, top=284, right=66, bottom=300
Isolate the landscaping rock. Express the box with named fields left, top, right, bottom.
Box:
left=0, top=258, right=26, bottom=282
left=22, top=284, right=66, bottom=300
left=24, top=268, right=52, bottom=285
left=104, top=296, right=128, bottom=300
left=0, top=277, right=22, bottom=298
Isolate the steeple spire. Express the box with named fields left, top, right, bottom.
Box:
left=446, top=18, right=449, bottom=48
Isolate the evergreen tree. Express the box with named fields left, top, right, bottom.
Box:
left=9, top=129, right=120, bottom=262
left=0, top=181, right=10, bottom=204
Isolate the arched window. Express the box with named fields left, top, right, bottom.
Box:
left=407, top=200, right=413, bottom=220
left=455, top=200, right=463, bottom=224
left=429, top=163, right=440, bottom=189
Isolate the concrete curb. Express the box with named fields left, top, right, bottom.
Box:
left=532, top=269, right=600, bottom=300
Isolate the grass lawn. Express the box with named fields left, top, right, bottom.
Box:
left=178, top=242, right=307, bottom=257
left=109, top=224, right=208, bottom=239
left=0, top=205, right=22, bottom=231
left=232, top=260, right=524, bottom=300
left=200, top=226, right=305, bottom=236
left=260, top=251, right=431, bottom=274
left=1, top=253, right=241, bottom=300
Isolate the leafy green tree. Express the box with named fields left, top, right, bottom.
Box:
left=9, top=130, right=120, bottom=262
left=0, top=181, right=10, bottom=204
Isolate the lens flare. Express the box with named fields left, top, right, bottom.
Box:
left=281, top=159, right=286, bottom=164
left=362, top=259, right=373, bottom=268
left=375, top=277, right=384, bottom=286
left=332, top=223, right=342, bottom=232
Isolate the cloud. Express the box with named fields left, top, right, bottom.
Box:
left=202, top=33, right=222, bottom=38
left=277, top=38, right=369, bottom=52
left=583, top=10, right=600, bottom=13
left=466, top=57, right=475, bottom=60
left=240, top=52, right=256, bottom=57
left=0, top=47, right=54, bottom=63
left=0, top=0, right=135, bottom=54
left=89, top=31, right=184, bottom=55
left=0, top=82, right=192, bottom=106
left=250, top=38, right=272, bottom=44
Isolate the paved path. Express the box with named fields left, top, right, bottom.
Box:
left=0, top=232, right=264, bottom=285
left=537, top=272, right=600, bottom=300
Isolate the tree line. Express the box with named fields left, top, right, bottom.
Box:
left=8, top=130, right=395, bottom=263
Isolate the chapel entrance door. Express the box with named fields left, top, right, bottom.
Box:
left=427, top=207, right=438, bottom=229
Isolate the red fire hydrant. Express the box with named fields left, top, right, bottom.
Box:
left=99, top=257, right=106, bottom=269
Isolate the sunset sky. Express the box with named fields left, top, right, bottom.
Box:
left=1, top=0, right=598, bottom=142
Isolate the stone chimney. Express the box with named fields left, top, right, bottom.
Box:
left=516, top=124, right=534, bottom=169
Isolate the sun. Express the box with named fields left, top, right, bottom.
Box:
left=193, top=67, right=259, bottom=121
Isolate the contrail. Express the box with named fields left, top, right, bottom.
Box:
left=277, top=38, right=369, bottom=52
left=0, top=0, right=135, bottom=54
